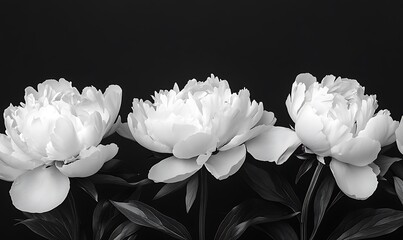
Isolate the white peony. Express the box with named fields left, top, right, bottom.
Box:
left=284, top=73, right=398, bottom=199
left=0, top=79, right=122, bottom=213
left=118, top=74, right=299, bottom=183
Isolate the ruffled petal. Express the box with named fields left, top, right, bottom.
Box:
left=295, top=105, right=330, bottom=155
left=0, top=134, right=40, bottom=170
left=358, top=110, right=399, bottom=147
left=330, top=137, right=381, bottom=167
left=57, top=144, right=118, bottom=178
left=10, top=165, right=70, bottom=213
left=173, top=133, right=218, bottom=159
left=0, top=159, right=25, bottom=181
left=205, top=144, right=246, bottom=180
left=246, top=126, right=301, bottom=164
left=256, top=111, right=277, bottom=126
left=128, top=113, right=172, bottom=153
left=46, top=117, right=81, bottom=160
left=103, top=85, right=122, bottom=135
left=104, top=116, right=121, bottom=138
left=77, top=112, right=104, bottom=148
left=330, top=160, right=378, bottom=200
left=148, top=156, right=202, bottom=183
left=219, top=125, right=271, bottom=151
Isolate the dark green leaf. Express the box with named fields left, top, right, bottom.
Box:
left=243, top=162, right=301, bottom=212
left=17, top=219, right=70, bottom=240
left=93, top=200, right=120, bottom=240
left=393, top=177, right=403, bottom=205
left=108, top=221, right=141, bottom=240
left=75, top=178, right=98, bottom=202
left=328, top=208, right=403, bottom=240
left=256, top=222, right=298, bottom=240
left=111, top=200, right=192, bottom=240
left=89, top=174, right=151, bottom=187
left=379, top=179, right=397, bottom=196
left=391, top=161, right=403, bottom=179
left=214, top=199, right=299, bottom=240
left=23, top=193, right=79, bottom=240
left=153, top=179, right=189, bottom=200
left=100, top=159, right=127, bottom=173
left=295, top=158, right=316, bottom=184
left=328, top=191, right=344, bottom=210
left=310, top=174, right=335, bottom=240
left=375, top=155, right=401, bottom=177
left=185, top=174, right=199, bottom=213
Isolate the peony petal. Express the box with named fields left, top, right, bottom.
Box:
left=196, top=152, right=212, bottom=165
left=0, top=159, right=25, bottom=181
left=330, top=160, right=378, bottom=200
left=395, top=116, right=403, bottom=154
left=173, top=133, right=218, bottom=159
left=10, top=165, right=70, bottom=213
left=219, top=125, right=271, bottom=151
left=117, top=121, right=135, bottom=141
left=295, top=105, right=330, bottom=155
left=358, top=111, right=399, bottom=147
left=148, top=156, right=202, bottom=183
left=47, top=117, right=81, bottom=160
left=246, top=126, right=301, bottom=164
left=330, top=137, right=381, bottom=167
left=77, top=112, right=104, bottom=148
left=256, top=111, right=276, bottom=126
left=57, top=144, right=118, bottom=178
left=0, top=134, right=40, bottom=170
left=104, top=85, right=123, bottom=135
left=128, top=113, right=172, bottom=153
left=286, top=84, right=306, bottom=122
left=104, top=115, right=122, bottom=138
left=205, top=144, right=246, bottom=180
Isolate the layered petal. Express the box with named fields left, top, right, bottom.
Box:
left=10, top=165, right=70, bottom=213
left=330, top=137, right=381, bottom=167
left=295, top=105, right=330, bottom=154
left=46, top=117, right=81, bottom=160
left=104, top=115, right=121, bottom=138
left=0, top=159, right=25, bottom=181
left=57, top=144, right=118, bottom=178
left=205, top=144, right=246, bottom=180
left=128, top=113, right=172, bottom=153
left=173, top=133, right=217, bottom=159
left=0, top=134, right=41, bottom=170
left=103, top=85, right=123, bottom=135
left=358, top=110, right=399, bottom=147
left=330, top=160, right=378, bottom=200
left=246, top=126, right=301, bottom=164
left=148, top=156, right=203, bottom=183
left=219, top=125, right=271, bottom=151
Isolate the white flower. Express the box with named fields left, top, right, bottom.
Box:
left=0, top=79, right=122, bottom=213
left=118, top=74, right=299, bottom=183
left=285, top=73, right=398, bottom=199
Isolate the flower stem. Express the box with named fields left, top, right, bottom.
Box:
left=300, top=162, right=323, bottom=240
left=199, top=168, right=208, bottom=240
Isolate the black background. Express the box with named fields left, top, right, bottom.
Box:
left=1, top=0, right=403, bottom=239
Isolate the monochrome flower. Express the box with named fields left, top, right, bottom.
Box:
left=285, top=73, right=398, bottom=199
left=118, top=74, right=298, bottom=183
left=0, top=79, right=122, bottom=212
